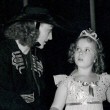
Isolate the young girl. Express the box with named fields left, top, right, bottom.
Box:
left=50, top=29, right=110, bottom=110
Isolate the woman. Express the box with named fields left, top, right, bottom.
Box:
left=0, top=7, right=55, bottom=110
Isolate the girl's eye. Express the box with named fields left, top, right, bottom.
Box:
left=76, top=47, right=80, bottom=52
left=85, top=49, right=90, bottom=52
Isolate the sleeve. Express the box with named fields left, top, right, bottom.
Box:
left=53, top=74, right=68, bottom=87
left=104, top=73, right=110, bottom=102
left=0, top=48, right=32, bottom=110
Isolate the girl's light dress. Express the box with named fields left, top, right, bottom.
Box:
left=54, top=73, right=110, bottom=110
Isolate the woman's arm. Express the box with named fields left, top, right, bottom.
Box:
left=0, top=48, right=32, bottom=110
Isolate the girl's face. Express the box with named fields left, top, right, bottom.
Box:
left=74, top=38, right=97, bottom=69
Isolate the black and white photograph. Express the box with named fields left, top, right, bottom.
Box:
left=0, top=0, right=110, bottom=110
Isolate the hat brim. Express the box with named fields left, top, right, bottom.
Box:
left=6, top=6, right=77, bottom=33
left=14, top=13, right=59, bottom=27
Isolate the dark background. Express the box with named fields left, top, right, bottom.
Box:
left=0, top=0, right=110, bottom=73
left=0, top=0, right=110, bottom=109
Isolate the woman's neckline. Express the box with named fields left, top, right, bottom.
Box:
left=15, top=40, right=30, bottom=55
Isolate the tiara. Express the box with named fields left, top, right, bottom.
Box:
left=79, top=28, right=101, bottom=48
left=79, top=28, right=99, bottom=41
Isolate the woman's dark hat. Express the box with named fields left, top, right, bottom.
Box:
left=7, top=6, right=58, bottom=27
left=6, top=6, right=76, bottom=33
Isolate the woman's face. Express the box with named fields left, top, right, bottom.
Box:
left=36, top=23, right=53, bottom=49
left=74, top=38, right=97, bottom=69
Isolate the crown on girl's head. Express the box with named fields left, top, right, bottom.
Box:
left=79, top=28, right=99, bottom=42
left=79, top=28, right=102, bottom=49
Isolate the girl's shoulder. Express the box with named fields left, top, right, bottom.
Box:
left=53, top=74, right=73, bottom=87
left=99, top=72, right=110, bottom=78
left=98, top=72, right=110, bottom=83
left=53, top=74, right=68, bottom=87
